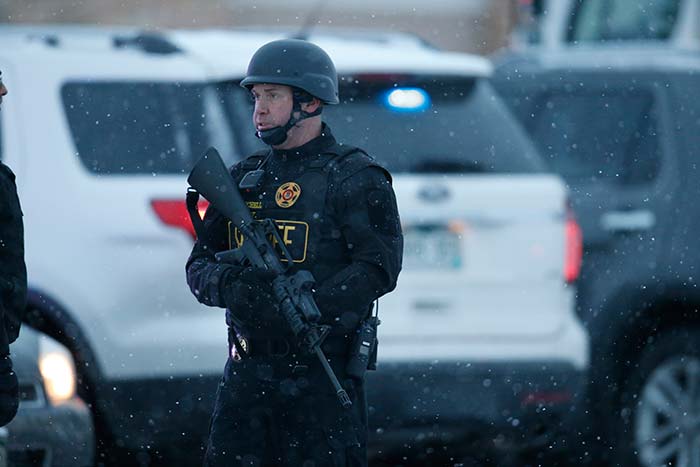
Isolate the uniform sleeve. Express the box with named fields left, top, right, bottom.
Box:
left=0, top=165, right=26, bottom=345
left=185, top=202, right=237, bottom=308
left=314, top=166, right=403, bottom=328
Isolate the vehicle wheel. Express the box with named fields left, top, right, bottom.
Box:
left=616, top=328, right=700, bottom=467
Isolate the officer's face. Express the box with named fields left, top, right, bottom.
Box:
left=251, top=84, right=294, bottom=132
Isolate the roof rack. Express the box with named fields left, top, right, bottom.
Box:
left=113, top=32, right=182, bottom=55
left=25, top=33, right=60, bottom=48
left=0, top=25, right=182, bottom=55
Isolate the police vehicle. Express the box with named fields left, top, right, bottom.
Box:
left=0, top=24, right=588, bottom=463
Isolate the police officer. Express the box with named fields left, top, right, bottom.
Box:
left=186, top=39, right=403, bottom=466
left=0, top=71, right=25, bottom=426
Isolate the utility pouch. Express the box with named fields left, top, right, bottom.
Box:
left=346, top=314, right=380, bottom=380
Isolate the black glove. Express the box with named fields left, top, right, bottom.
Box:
left=224, top=265, right=276, bottom=298
left=239, top=265, right=276, bottom=284
left=220, top=266, right=281, bottom=328
left=0, top=355, right=18, bottom=426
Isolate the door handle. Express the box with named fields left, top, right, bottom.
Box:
left=600, top=209, right=656, bottom=232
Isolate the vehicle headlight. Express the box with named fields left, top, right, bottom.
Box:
left=38, top=335, right=76, bottom=405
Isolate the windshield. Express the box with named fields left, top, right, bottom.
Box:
left=568, top=0, right=681, bottom=42
left=62, top=81, right=237, bottom=175
left=234, top=76, right=545, bottom=174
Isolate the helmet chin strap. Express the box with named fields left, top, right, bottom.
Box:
left=256, top=95, right=322, bottom=146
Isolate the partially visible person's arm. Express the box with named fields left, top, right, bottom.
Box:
left=0, top=163, right=26, bottom=344
left=0, top=163, right=22, bottom=425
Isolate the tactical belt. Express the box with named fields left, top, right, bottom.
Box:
left=235, top=335, right=351, bottom=358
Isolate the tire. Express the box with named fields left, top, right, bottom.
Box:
left=615, top=328, right=700, bottom=467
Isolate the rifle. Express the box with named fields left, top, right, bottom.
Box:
left=187, top=147, right=352, bottom=409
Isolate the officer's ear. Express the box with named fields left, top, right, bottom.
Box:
left=300, top=98, right=322, bottom=114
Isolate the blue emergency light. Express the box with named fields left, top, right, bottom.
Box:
left=382, top=87, right=430, bottom=112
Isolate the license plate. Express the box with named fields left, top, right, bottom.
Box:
left=403, top=225, right=463, bottom=269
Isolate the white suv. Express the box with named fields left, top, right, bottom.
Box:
left=1, top=25, right=588, bottom=463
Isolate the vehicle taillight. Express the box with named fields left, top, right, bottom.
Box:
left=151, top=199, right=209, bottom=240
left=565, top=205, right=583, bottom=284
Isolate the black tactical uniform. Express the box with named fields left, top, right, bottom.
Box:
left=186, top=39, right=403, bottom=467
left=187, top=125, right=402, bottom=466
left=0, top=162, right=25, bottom=426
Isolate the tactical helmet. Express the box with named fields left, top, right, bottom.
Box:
left=240, top=39, right=339, bottom=105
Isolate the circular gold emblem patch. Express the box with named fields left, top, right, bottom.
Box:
left=275, top=182, right=301, bottom=208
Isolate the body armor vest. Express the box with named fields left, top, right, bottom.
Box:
left=229, top=144, right=377, bottom=287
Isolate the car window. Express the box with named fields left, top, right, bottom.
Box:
left=524, top=89, right=661, bottom=185
left=233, top=76, right=545, bottom=174
left=569, top=0, right=681, bottom=42
left=62, top=81, right=237, bottom=175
